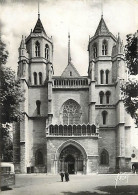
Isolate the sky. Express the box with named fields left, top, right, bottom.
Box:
left=0, top=0, right=138, bottom=76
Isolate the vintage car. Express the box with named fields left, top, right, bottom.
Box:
left=0, top=162, right=15, bottom=189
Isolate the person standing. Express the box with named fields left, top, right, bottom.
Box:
left=65, top=171, right=69, bottom=182
left=60, top=171, right=64, bottom=182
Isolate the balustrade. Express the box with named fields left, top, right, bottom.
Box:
left=53, top=78, right=88, bottom=88
left=48, top=124, right=98, bottom=136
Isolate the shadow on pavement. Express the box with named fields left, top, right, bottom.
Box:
left=1, top=186, right=13, bottom=191
left=62, top=185, right=138, bottom=195
left=62, top=192, right=101, bottom=195
left=96, top=185, right=138, bottom=194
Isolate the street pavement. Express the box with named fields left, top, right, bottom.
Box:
left=1, top=174, right=138, bottom=195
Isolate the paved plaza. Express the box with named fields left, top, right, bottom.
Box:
left=1, top=174, right=138, bottom=195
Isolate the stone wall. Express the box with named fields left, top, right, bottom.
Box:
left=98, top=128, right=116, bottom=173
left=46, top=137, right=98, bottom=174
left=52, top=89, right=89, bottom=124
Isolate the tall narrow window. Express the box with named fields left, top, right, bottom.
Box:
left=100, top=149, right=109, bottom=165
left=45, top=44, right=49, bottom=60
left=100, top=70, right=104, bottom=84
left=106, top=91, right=111, bottom=104
left=105, top=70, right=109, bottom=84
left=35, top=150, right=43, bottom=165
left=35, top=41, right=40, bottom=57
left=34, top=72, right=37, bottom=85
left=102, top=40, right=108, bottom=55
left=36, top=100, right=41, bottom=115
left=93, top=43, right=97, bottom=58
left=39, top=72, right=42, bottom=85
left=102, top=111, right=107, bottom=125
left=99, top=91, right=104, bottom=104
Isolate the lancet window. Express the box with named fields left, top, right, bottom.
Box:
left=102, top=40, right=108, bottom=55
left=45, top=44, right=49, bottom=60
left=35, top=41, right=40, bottom=57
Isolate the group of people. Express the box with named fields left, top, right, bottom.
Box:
left=60, top=171, right=69, bottom=182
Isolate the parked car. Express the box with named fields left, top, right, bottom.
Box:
left=0, top=162, right=15, bottom=189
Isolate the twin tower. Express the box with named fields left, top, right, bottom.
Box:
left=13, top=14, right=132, bottom=174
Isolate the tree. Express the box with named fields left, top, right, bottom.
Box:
left=123, top=32, right=138, bottom=125
left=0, top=37, right=23, bottom=161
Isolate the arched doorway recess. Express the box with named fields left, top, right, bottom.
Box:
left=59, top=145, right=84, bottom=174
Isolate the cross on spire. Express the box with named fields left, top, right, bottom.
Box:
left=101, top=0, right=103, bottom=18
left=38, top=0, right=40, bottom=18
left=68, top=32, right=72, bottom=64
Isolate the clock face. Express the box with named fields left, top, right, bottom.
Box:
left=131, top=153, right=136, bottom=158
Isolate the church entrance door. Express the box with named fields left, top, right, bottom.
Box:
left=59, top=144, right=84, bottom=174
left=65, top=154, right=75, bottom=174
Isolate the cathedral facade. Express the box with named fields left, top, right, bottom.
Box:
left=13, top=14, right=132, bottom=174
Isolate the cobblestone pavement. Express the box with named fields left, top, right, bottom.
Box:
left=1, top=174, right=138, bottom=195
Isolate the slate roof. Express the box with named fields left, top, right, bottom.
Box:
left=94, top=16, right=110, bottom=36
left=61, top=61, right=80, bottom=78
left=33, top=17, right=46, bottom=34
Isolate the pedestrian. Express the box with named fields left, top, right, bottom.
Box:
left=60, top=171, right=64, bottom=182
left=65, top=171, right=69, bottom=182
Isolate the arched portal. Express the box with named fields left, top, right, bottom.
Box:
left=56, top=140, right=87, bottom=174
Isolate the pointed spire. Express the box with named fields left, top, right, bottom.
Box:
left=33, top=17, right=46, bottom=34
left=33, top=2, right=46, bottom=34
left=94, top=16, right=110, bottom=36
left=68, top=32, right=71, bottom=64
left=117, top=32, right=121, bottom=43
left=19, top=35, right=25, bottom=49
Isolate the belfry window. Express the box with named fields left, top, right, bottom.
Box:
left=99, top=91, right=104, bottom=104
left=102, top=111, right=107, bottom=125
left=62, top=99, right=81, bottom=125
left=34, top=72, right=37, bottom=85
left=100, top=150, right=109, bottom=165
left=106, top=91, right=111, bottom=104
left=105, top=70, right=109, bottom=84
left=93, top=43, right=97, bottom=58
left=35, top=150, right=43, bottom=165
left=36, top=100, right=41, bottom=115
left=102, top=40, right=108, bottom=55
left=39, top=72, right=42, bottom=85
left=35, top=41, right=40, bottom=57
left=100, top=70, right=104, bottom=84
left=45, top=44, right=49, bottom=60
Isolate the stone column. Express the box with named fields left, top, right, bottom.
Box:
left=89, top=62, right=96, bottom=124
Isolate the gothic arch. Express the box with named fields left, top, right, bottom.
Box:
left=100, top=149, right=109, bottom=165
left=102, top=40, right=108, bottom=55
left=100, top=70, right=104, bottom=84
left=93, top=42, right=98, bottom=58
left=55, top=139, right=88, bottom=161
left=35, top=41, right=40, bottom=57
left=35, top=149, right=44, bottom=165
left=45, top=44, right=49, bottom=60
left=60, top=99, right=82, bottom=125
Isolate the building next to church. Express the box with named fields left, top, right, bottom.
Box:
left=13, top=13, right=132, bottom=174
